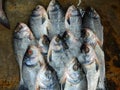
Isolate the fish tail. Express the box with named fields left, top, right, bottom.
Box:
left=0, top=10, right=10, bottom=28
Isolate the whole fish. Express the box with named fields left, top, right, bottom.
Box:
left=60, top=57, right=87, bottom=90
left=0, top=0, right=10, bottom=28
left=47, top=34, right=69, bottom=80
left=81, top=28, right=105, bottom=90
left=22, top=45, right=45, bottom=90
left=35, top=63, right=60, bottom=90
left=29, top=5, right=50, bottom=40
left=38, top=35, right=50, bottom=60
left=82, top=7, right=103, bottom=45
left=13, top=23, right=35, bottom=87
left=65, top=5, right=82, bottom=40
left=62, top=30, right=81, bottom=58
left=81, top=43, right=100, bottom=90
left=47, top=0, right=65, bottom=38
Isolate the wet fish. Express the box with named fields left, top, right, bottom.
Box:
left=62, top=30, right=81, bottom=58
left=29, top=5, right=50, bottom=40
left=35, top=63, right=60, bottom=90
left=60, top=57, right=87, bottom=90
left=47, top=34, right=69, bottom=80
left=47, top=0, right=65, bottom=38
left=38, top=35, right=50, bottom=60
left=81, top=43, right=100, bottom=90
left=81, top=28, right=105, bottom=90
left=65, top=5, right=82, bottom=40
left=22, top=45, right=45, bottom=90
left=0, top=0, right=10, bottom=28
left=82, top=7, right=103, bottom=45
left=13, top=23, right=35, bottom=87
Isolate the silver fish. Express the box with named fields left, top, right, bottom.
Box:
left=13, top=23, right=35, bottom=87
left=22, top=45, right=45, bottom=90
left=81, top=43, right=100, bottom=90
left=47, top=0, right=65, bottom=38
left=81, top=28, right=105, bottom=90
left=82, top=7, right=103, bottom=45
left=35, top=64, right=60, bottom=90
left=47, top=35, right=69, bottom=80
left=62, top=30, right=81, bottom=58
left=60, top=57, right=87, bottom=90
left=0, top=0, right=10, bottom=28
left=38, top=35, right=50, bottom=60
left=29, top=5, right=50, bottom=40
left=65, top=5, right=82, bottom=40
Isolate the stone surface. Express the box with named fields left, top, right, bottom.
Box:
left=0, top=0, right=120, bottom=89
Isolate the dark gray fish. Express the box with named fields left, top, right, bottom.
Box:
left=35, top=64, right=60, bottom=90
left=47, top=0, right=65, bottom=38
left=13, top=23, right=35, bottom=86
left=60, top=57, right=87, bottom=90
left=29, top=5, right=50, bottom=40
left=38, top=35, right=50, bottom=60
left=81, top=28, right=105, bottom=90
left=82, top=7, right=103, bottom=45
left=47, top=35, right=69, bottom=80
left=65, top=5, right=82, bottom=40
left=0, top=0, right=10, bottom=28
left=62, top=30, right=81, bottom=58
left=81, top=43, right=100, bottom=90
left=22, top=45, right=45, bottom=90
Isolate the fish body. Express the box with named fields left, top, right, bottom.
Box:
left=13, top=23, right=35, bottom=86
left=29, top=5, right=49, bottom=40
left=35, top=64, right=60, bottom=90
left=22, top=45, right=45, bottom=90
left=81, top=44, right=100, bottom=90
left=65, top=5, right=82, bottom=40
left=82, top=7, right=103, bottom=45
left=61, top=57, right=87, bottom=90
left=81, top=28, right=105, bottom=89
left=0, top=0, right=10, bottom=28
left=47, top=35, right=69, bottom=80
left=47, top=0, right=65, bottom=38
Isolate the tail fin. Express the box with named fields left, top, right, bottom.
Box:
left=0, top=10, right=10, bottom=29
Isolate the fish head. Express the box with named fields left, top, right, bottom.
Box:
left=86, top=7, right=100, bottom=19
left=24, top=45, right=44, bottom=66
left=38, top=35, right=50, bottom=55
left=32, top=5, right=48, bottom=19
left=47, top=0, right=60, bottom=12
left=63, top=30, right=76, bottom=43
left=80, top=43, right=90, bottom=54
left=14, top=23, right=33, bottom=39
left=81, top=28, right=91, bottom=38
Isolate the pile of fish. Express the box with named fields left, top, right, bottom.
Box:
left=13, top=0, right=105, bottom=90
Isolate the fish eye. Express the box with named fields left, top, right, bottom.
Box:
left=55, top=35, right=61, bottom=42
left=86, top=31, right=90, bottom=37
left=73, top=64, right=79, bottom=71
left=27, top=49, right=33, bottom=56
left=42, top=39, right=49, bottom=45
left=84, top=46, right=89, bottom=53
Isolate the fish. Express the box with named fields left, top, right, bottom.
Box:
left=65, top=5, right=82, bottom=40
left=22, top=45, right=45, bottom=90
left=0, top=0, right=10, bottom=28
left=81, top=43, right=100, bottom=90
left=62, top=30, right=81, bottom=58
left=47, top=0, right=65, bottom=38
left=35, top=63, right=60, bottom=90
left=60, top=57, right=87, bottom=90
left=29, top=5, right=50, bottom=40
left=81, top=28, right=105, bottom=90
left=82, top=7, right=103, bottom=45
left=13, top=23, right=35, bottom=87
left=38, top=35, right=50, bottom=60
left=47, top=34, right=69, bottom=80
